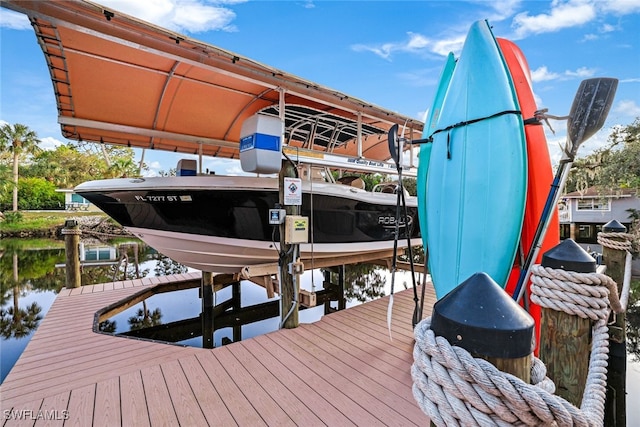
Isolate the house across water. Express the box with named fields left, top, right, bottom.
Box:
left=559, top=186, right=639, bottom=274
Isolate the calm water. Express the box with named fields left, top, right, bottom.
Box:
left=1, top=237, right=638, bottom=423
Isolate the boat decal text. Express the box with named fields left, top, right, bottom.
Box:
left=378, top=215, right=413, bottom=228
left=133, top=194, right=192, bottom=202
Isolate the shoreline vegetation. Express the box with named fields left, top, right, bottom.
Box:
left=0, top=211, right=130, bottom=240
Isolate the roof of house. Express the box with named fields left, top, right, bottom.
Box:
left=564, top=186, right=637, bottom=199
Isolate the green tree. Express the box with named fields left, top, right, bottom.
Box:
left=25, top=144, right=142, bottom=188
left=72, top=141, right=143, bottom=178
left=128, top=303, right=163, bottom=330
left=0, top=123, right=41, bottom=212
left=566, top=117, right=640, bottom=193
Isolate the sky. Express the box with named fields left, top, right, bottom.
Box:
left=1, top=0, right=639, bottom=177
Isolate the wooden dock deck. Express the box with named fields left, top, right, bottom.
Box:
left=1, top=272, right=436, bottom=426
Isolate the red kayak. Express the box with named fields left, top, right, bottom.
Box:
left=498, top=38, right=560, bottom=354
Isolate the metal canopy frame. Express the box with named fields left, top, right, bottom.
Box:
left=3, top=0, right=424, bottom=163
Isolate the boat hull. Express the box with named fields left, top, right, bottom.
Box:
left=76, top=176, right=420, bottom=273
left=425, top=21, right=527, bottom=298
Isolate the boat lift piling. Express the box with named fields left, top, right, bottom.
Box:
left=201, top=271, right=214, bottom=348
left=279, top=158, right=300, bottom=329
left=62, top=219, right=81, bottom=288
left=601, top=219, right=629, bottom=427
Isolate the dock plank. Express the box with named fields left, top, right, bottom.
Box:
left=240, top=338, right=357, bottom=427
left=140, top=365, right=179, bottom=427
left=0, top=273, right=435, bottom=426
left=214, top=346, right=296, bottom=427
left=177, top=355, right=238, bottom=426
left=92, top=377, right=121, bottom=427
left=226, top=342, right=326, bottom=427
left=195, top=351, right=268, bottom=427
left=34, top=391, right=69, bottom=427
left=158, top=360, right=208, bottom=426
left=64, top=384, right=95, bottom=427
left=119, top=370, right=151, bottom=427
left=253, top=333, right=387, bottom=426
left=3, top=398, right=44, bottom=427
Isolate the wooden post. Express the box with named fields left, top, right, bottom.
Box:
left=201, top=271, right=214, bottom=349
left=232, top=281, right=242, bottom=342
left=539, top=239, right=595, bottom=407
left=279, top=159, right=299, bottom=328
left=338, top=264, right=346, bottom=311
left=431, top=272, right=534, bottom=382
left=602, top=220, right=627, bottom=427
left=62, top=219, right=81, bottom=288
left=428, top=272, right=534, bottom=426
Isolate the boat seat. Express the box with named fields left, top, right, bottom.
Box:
left=337, top=176, right=365, bottom=190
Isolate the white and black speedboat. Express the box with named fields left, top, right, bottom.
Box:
left=75, top=175, right=420, bottom=273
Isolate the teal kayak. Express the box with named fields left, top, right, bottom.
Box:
left=424, top=20, right=527, bottom=299
left=417, top=52, right=456, bottom=251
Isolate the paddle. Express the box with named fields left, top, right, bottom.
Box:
left=386, top=124, right=420, bottom=338
left=512, top=77, right=618, bottom=302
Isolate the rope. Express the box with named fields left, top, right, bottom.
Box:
left=412, top=318, right=590, bottom=426
left=412, top=231, right=634, bottom=426
left=529, top=265, right=618, bottom=319
left=597, top=231, right=634, bottom=312
left=597, top=231, right=633, bottom=252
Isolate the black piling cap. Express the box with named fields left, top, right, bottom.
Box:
left=541, top=239, right=596, bottom=273
left=431, top=272, right=534, bottom=358
left=603, top=219, right=626, bottom=233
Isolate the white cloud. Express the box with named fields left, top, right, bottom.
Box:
left=0, top=8, right=31, bottom=30
left=531, top=66, right=596, bottom=82
left=40, top=136, right=64, bottom=151
left=598, top=0, right=640, bottom=15
left=351, top=32, right=463, bottom=61
left=431, top=35, right=466, bottom=57
left=512, top=0, right=597, bottom=38
left=531, top=66, right=560, bottom=82
left=614, top=99, right=640, bottom=118
left=564, top=66, right=596, bottom=78
left=98, top=0, right=244, bottom=33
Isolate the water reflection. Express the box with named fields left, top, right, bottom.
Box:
left=1, top=238, right=639, bottom=425
left=0, top=237, right=183, bottom=382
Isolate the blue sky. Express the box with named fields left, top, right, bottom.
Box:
left=1, top=0, right=639, bottom=176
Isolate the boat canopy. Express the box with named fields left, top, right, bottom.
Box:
left=4, top=0, right=424, bottom=162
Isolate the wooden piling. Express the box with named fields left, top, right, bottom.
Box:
left=538, top=239, right=595, bottom=407
left=432, top=273, right=533, bottom=380
left=279, top=159, right=299, bottom=328
left=602, top=220, right=627, bottom=427
left=62, top=219, right=81, bottom=288
left=429, top=272, right=534, bottom=426
left=539, top=306, right=591, bottom=406
left=201, top=271, right=214, bottom=348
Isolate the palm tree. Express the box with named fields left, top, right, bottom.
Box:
left=127, top=302, right=163, bottom=330
left=0, top=123, right=41, bottom=211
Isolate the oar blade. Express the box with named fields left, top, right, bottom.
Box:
left=388, top=124, right=400, bottom=165
left=566, top=77, right=618, bottom=158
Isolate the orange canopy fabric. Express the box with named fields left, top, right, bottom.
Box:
left=5, top=0, right=424, bottom=162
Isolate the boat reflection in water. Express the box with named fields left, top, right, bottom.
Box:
left=97, top=263, right=392, bottom=349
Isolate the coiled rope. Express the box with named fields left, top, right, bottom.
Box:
left=412, top=233, right=632, bottom=426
